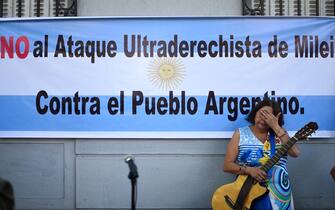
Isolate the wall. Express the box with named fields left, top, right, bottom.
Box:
left=77, top=0, right=241, bottom=17
left=0, top=139, right=75, bottom=209
left=0, top=139, right=334, bottom=209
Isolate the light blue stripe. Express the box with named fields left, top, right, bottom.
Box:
left=0, top=95, right=333, bottom=132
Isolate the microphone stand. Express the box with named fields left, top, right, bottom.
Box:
left=128, top=171, right=138, bottom=210
left=131, top=176, right=137, bottom=210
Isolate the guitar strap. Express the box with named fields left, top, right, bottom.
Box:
left=232, top=176, right=254, bottom=210
left=268, top=131, right=276, bottom=177
left=232, top=131, right=276, bottom=210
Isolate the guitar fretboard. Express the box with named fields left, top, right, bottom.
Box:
left=260, top=136, right=298, bottom=173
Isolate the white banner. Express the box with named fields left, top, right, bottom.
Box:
left=0, top=17, right=334, bottom=138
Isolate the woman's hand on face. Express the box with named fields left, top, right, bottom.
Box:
left=246, top=167, right=267, bottom=183
left=259, top=109, right=281, bottom=129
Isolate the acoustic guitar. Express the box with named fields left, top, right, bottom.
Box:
left=212, top=122, right=318, bottom=210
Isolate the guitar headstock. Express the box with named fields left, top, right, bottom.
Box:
left=294, top=122, right=318, bottom=140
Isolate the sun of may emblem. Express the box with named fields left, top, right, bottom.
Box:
left=147, top=57, right=186, bottom=90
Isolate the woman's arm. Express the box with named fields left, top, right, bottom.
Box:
left=260, top=109, right=300, bottom=158
left=223, top=129, right=267, bottom=182
left=272, top=125, right=300, bottom=158
left=223, top=130, right=242, bottom=174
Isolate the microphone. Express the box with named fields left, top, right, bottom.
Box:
left=124, top=155, right=139, bottom=179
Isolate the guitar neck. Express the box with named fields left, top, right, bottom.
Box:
left=260, top=136, right=298, bottom=173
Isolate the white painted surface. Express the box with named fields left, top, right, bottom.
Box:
left=76, top=155, right=229, bottom=208
left=78, top=0, right=242, bottom=17
left=1, top=139, right=335, bottom=209
left=0, top=140, right=75, bottom=209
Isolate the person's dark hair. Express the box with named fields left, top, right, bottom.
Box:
left=0, top=177, right=15, bottom=210
left=246, top=98, right=284, bottom=126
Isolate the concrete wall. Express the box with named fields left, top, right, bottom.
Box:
left=0, top=139, right=334, bottom=209
left=0, top=139, right=75, bottom=209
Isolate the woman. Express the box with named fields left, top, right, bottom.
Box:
left=223, top=99, right=300, bottom=210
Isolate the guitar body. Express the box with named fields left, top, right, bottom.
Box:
left=212, top=175, right=268, bottom=210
